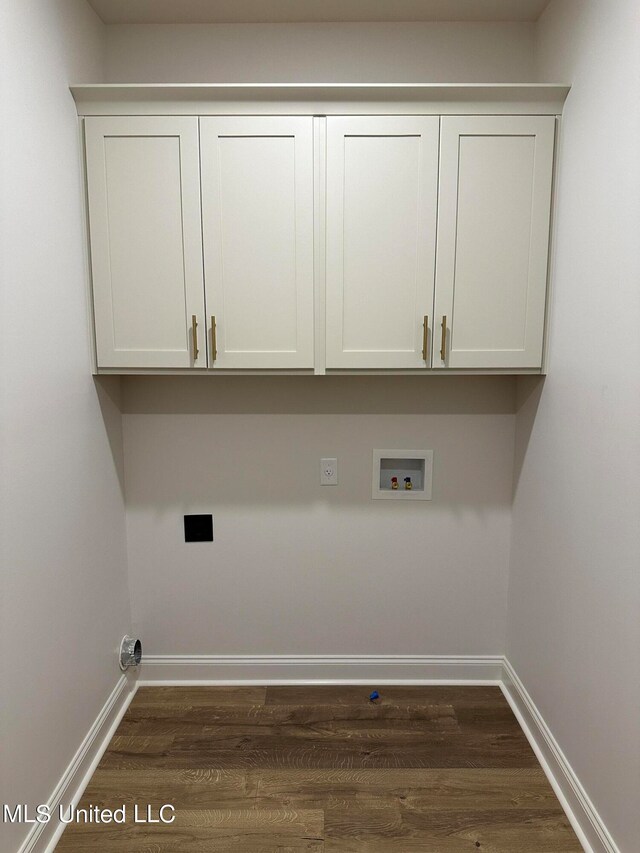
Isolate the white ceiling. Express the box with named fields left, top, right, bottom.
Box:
left=87, top=0, right=551, bottom=25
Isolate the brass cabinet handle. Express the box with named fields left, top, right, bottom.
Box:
left=192, top=314, right=199, bottom=360
left=422, top=315, right=429, bottom=361
left=211, top=316, right=217, bottom=362
left=440, top=315, right=447, bottom=362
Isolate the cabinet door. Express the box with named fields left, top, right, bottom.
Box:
left=85, top=117, right=206, bottom=369
left=326, top=117, right=439, bottom=369
left=434, top=116, right=555, bottom=369
left=200, top=117, right=314, bottom=369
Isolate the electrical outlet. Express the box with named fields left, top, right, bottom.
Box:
left=320, top=457, right=338, bottom=486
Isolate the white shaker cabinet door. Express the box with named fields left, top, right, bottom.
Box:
left=325, top=117, right=439, bottom=369
left=200, top=117, right=314, bottom=369
left=85, top=117, right=206, bottom=369
left=434, top=116, right=555, bottom=369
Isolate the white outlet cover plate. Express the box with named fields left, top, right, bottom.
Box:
left=320, top=457, right=338, bottom=485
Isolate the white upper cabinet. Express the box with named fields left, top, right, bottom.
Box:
left=85, top=117, right=206, bottom=369
left=325, top=117, right=440, bottom=369
left=79, top=88, right=563, bottom=374
left=434, top=116, right=555, bottom=369
left=200, top=117, right=315, bottom=369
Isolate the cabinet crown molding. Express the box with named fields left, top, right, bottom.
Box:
left=70, top=83, right=570, bottom=116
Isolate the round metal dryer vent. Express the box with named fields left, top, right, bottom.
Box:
left=119, top=636, right=142, bottom=671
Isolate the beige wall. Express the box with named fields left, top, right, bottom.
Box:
left=122, top=377, right=516, bottom=655
left=107, top=20, right=531, bottom=663
left=507, top=2, right=640, bottom=850
left=0, top=3, right=130, bottom=851
left=106, top=18, right=533, bottom=665
left=104, top=21, right=536, bottom=82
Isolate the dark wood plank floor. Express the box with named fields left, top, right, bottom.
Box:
left=56, top=686, right=582, bottom=852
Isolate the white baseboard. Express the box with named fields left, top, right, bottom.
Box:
left=17, top=673, right=137, bottom=853
left=138, top=654, right=504, bottom=685
left=501, top=659, right=619, bottom=853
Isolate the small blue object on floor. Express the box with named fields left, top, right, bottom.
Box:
left=369, top=690, right=380, bottom=702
